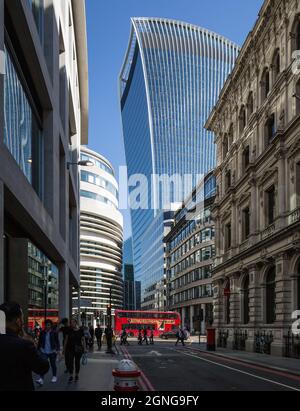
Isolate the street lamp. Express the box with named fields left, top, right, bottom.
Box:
left=106, top=288, right=114, bottom=354
left=67, top=160, right=94, bottom=170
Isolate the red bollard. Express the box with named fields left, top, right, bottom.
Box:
left=206, top=328, right=216, bottom=351
left=112, top=359, right=141, bottom=392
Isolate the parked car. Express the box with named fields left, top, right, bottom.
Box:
left=160, top=330, right=178, bottom=340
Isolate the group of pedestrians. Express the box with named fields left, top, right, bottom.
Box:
left=0, top=301, right=90, bottom=391
left=138, top=328, right=154, bottom=345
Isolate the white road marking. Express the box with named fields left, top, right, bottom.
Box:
left=174, top=349, right=300, bottom=392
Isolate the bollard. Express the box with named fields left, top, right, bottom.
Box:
left=112, top=359, right=141, bottom=392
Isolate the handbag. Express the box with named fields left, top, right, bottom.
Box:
left=81, top=353, right=88, bottom=366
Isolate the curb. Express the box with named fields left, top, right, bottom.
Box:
left=184, top=346, right=300, bottom=379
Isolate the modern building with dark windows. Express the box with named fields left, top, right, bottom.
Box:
left=165, top=172, right=216, bottom=334
left=123, top=237, right=141, bottom=311
left=0, top=0, right=88, bottom=326
left=119, top=18, right=239, bottom=306
left=74, top=147, right=123, bottom=326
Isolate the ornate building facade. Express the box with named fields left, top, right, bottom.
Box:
left=205, top=0, right=300, bottom=356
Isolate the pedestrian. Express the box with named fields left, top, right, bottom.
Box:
left=138, top=329, right=143, bottom=345
left=36, top=320, right=60, bottom=386
left=88, top=323, right=95, bottom=351
left=120, top=329, right=129, bottom=346
left=83, top=326, right=91, bottom=349
left=149, top=329, right=154, bottom=345
left=112, top=331, right=120, bottom=355
left=142, top=328, right=149, bottom=345
left=95, top=324, right=103, bottom=351
left=105, top=327, right=114, bottom=354
left=63, top=319, right=86, bottom=383
left=175, top=328, right=185, bottom=346
left=0, top=302, right=49, bottom=391
left=59, top=318, right=70, bottom=373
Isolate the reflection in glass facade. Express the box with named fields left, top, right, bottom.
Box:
left=4, top=45, right=43, bottom=198
left=27, top=0, right=44, bottom=44
left=28, top=242, right=59, bottom=329
left=119, top=18, right=239, bottom=301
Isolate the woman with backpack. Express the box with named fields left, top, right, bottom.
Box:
left=63, top=319, right=87, bottom=383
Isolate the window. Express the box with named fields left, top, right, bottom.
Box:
left=242, top=275, right=250, bottom=325
left=266, top=185, right=276, bottom=225
left=265, top=114, right=276, bottom=144
left=266, top=267, right=276, bottom=324
left=243, top=146, right=250, bottom=171
left=291, top=16, right=300, bottom=55
left=223, top=134, right=229, bottom=159
left=296, top=162, right=300, bottom=208
left=272, top=49, right=280, bottom=83
left=225, top=170, right=232, bottom=191
left=261, top=68, right=270, bottom=103
left=4, top=44, right=43, bottom=198
left=243, top=207, right=250, bottom=240
left=247, top=92, right=254, bottom=117
left=295, top=79, right=300, bottom=117
left=239, top=105, right=246, bottom=134
left=228, top=124, right=234, bottom=146
left=28, top=0, right=44, bottom=45
left=225, top=223, right=232, bottom=250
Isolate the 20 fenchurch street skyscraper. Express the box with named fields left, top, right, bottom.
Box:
left=119, top=18, right=239, bottom=306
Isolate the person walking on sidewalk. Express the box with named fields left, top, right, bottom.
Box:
left=63, top=319, right=86, bottom=383
left=36, top=320, right=60, bottom=386
left=149, top=329, right=154, bottom=345
left=88, top=323, right=95, bottom=351
left=175, top=328, right=185, bottom=346
left=95, top=324, right=103, bottom=351
left=138, top=330, right=143, bottom=345
left=0, top=302, right=49, bottom=391
left=142, top=328, right=149, bottom=345
left=59, top=318, right=70, bottom=373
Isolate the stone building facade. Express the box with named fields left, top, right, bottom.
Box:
left=205, top=0, right=300, bottom=356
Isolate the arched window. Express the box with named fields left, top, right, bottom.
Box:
left=295, top=78, right=300, bottom=116
left=266, top=267, right=276, bottom=324
left=261, top=68, right=270, bottom=103
left=265, top=113, right=276, bottom=145
left=223, top=134, right=229, bottom=159
left=239, top=105, right=246, bottom=134
left=272, top=49, right=280, bottom=83
left=291, top=16, right=300, bottom=55
left=242, top=275, right=250, bottom=325
left=297, top=261, right=300, bottom=311
left=247, top=92, right=254, bottom=118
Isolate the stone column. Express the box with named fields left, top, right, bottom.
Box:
left=181, top=306, right=186, bottom=328
left=228, top=274, right=240, bottom=347
left=201, top=303, right=206, bottom=335
left=0, top=180, right=4, bottom=304
left=247, top=265, right=261, bottom=352
left=249, top=176, right=257, bottom=236
left=275, top=149, right=287, bottom=226
left=190, top=305, right=194, bottom=333
left=212, top=279, right=224, bottom=330
left=59, top=263, right=70, bottom=319
left=231, top=199, right=237, bottom=249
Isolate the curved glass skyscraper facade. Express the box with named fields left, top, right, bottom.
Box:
left=119, top=18, right=239, bottom=302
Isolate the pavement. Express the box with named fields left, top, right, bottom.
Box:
left=38, top=340, right=300, bottom=392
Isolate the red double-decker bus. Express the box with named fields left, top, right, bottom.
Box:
left=114, top=310, right=181, bottom=337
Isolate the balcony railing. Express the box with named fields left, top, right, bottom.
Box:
left=261, top=224, right=276, bottom=240
left=288, top=208, right=300, bottom=226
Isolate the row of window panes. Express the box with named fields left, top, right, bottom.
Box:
left=170, top=228, right=215, bottom=264
left=80, top=170, right=118, bottom=197
left=172, top=265, right=212, bottom=289
left=80, top=190, right=116, bottom=208
left=168, top=208, right=212, bottom=251
left=172, top=246, right=215, bottom=275
left=173, top=284, right=213, bottom=304
left=81, top=153, right=114, bottom=176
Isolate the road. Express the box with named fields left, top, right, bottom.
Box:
left=119, top=342, right=300, bottom=392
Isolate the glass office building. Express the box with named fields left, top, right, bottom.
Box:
left=119, top=18, right=239, bottom=303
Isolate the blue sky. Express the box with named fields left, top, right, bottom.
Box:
left=85, top=0, right=264, bottom=240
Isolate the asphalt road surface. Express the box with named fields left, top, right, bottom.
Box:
left=119, top=342, right=300, bottom=392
